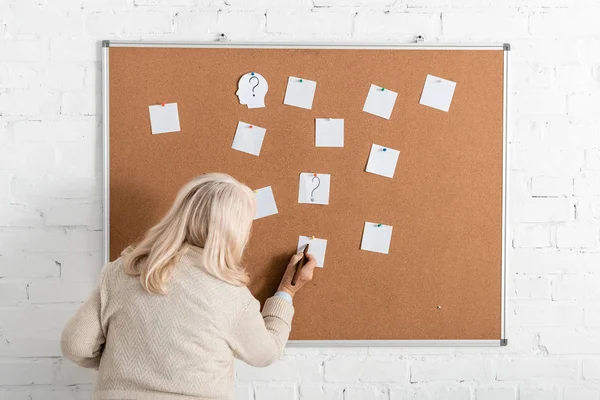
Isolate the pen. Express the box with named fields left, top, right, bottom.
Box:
left=291, top=244, right=310, bottom=286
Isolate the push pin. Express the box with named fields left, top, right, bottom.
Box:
left=254, top=190, right=258, bottom=193
left=382, top=148, right=387, bottom=152
left=299, top=79, right=303, bottom=83
left=311, top=236, right=315, bottom=240
left=161, top=103, right=165, bottom=107
left=377, top=224, right=382, bottom=227
left=437, top=305, right=441, bottom=310
left=380, top=87, right=385, bottom=91
left=251, top=72, right=255, bottom=76
left=313, top=173, right=317, bottom=177
left=248, top=125, right=253, bottom=129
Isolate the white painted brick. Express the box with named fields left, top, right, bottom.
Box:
left=510, top=248, right=600, bottom=274
left=134, top=0, right=197, bottom=5
left=267, top=10, right=354, bottom=37
left=316, top=0, right=393, bottom=4
left=12, top=117, right=99, bottom=142
left=555, top=65, right=594, bottom=94
left=0, top=63, right=41, bottom=89
left=530, top=10, right=600, bottom=36
left=511, top=198, right=574, bottom=223
left=343, top=387, right=387, bottom=400
left=0, top=390, right=30, bottom=400
left=224, top=0, right=302, bottom=8
left=406, top=386, right=470, bottom=400
left=0, top=229, right=102, bottom=254
left=539, top=329, right=600, bottom=354
left=551, top=274, right=584, bottom=301
left=542, top=119, right=600, bottom=149
left=585, top=274, right=600, bottom=300
left=354, top=12, right=440, bottom=40
left=0, top=336, right=61, bottom=358
left=513, top=224, right=552, bottom=248
left=513, top=91, right=567, bottom=116
left=513, top=304, right=582, bottom=327
left=0, top=254, right=60, bottom=279
left=0, top=306, right=76, bottom=338
left=511, top=148, right=582, bottom=174
left=475, top=387, right=517, bottom=400
left=0, top=360, right=54, bottom=385
left=173, top=10, right=218, bottom=37
left=585, top=306, right=600, bottom=327
left=13, top=172, right=101, bottom=201
left=0, top=281, right=28, bottom=304
left=442, top=12, right=528, bottom=40
left=50, top=37, right=99, bottom=62
left=0, top=39, right=48, bottom=62
left=0, top=90, right=60, bottom=117
left=511, top=275, right=549, bottom=300
left=576, top=174, right=600, bottom=197
left=30, top=387, right=94, bottom=400
left=42, top=202, right=102, bottom=228
left=512, top=37, right=579, bottom=66
left=580, top=37, right=600, bottom=65
left=86, top=10, right=173, bottom=35
left=530, top=177, right=573, bottom=197
left=53, top=358, right=97, bottom=385
left=236, top=357, right=322, bottom=383
left=235, top=383, right=252, bottom=400
left=563, top=386, right=600, bottom=400
left=55, top=252, right=102, bottom=281
left=28, top=280, right=96, bottom=303
left=43, top=63, right=86, bottom=91
left=61, top=90, right=99, bottom=116
left=216, top=11, right=266, bottom=37
left=582, top=359, right=600, bottom=379
left=0, top=205, right=43, bottom=227
left=586, top=149, right=600, bottom=170
left=54, top=141, right=100, bottom=178
left=324, top=358, right=407, bottom=382
left=254, top=385, right=295, bottom=400
left=299, top=386, right=343, bottom=400
left=496, top=358, right=577, bottom=380
left=410, top=357, right=489, bottom=382
left=556, top=224, right=599, bottom=249
left=5, top=5, right=84, bottom=36
left=569, top=93, right=600, bottom=118
left=520, top=386, right=560, bottom=400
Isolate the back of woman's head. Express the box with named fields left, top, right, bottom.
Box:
left=123, top=173, right=256, bottom=294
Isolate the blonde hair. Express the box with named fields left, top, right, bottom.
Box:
left=123, top=173, right=256, bottom=294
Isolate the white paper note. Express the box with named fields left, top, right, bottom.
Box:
left=315, top=118, right=344, bottom=147
left=254, top=186, right=278, bottom=220
left=362, top=84, right=398, bottom=120
left=298, top=173, right=331, bottom=205
left=149, top=103, right=181, bottom=134
left=231, top=121, right=267, bottom=156
left=365, top=144, right=400, bottom=179
left=361, top=222, right=393, bottom=254
left=297, top=236, right=327, bottom=268
left=283, top=76, right=317, bottom=110
left=419, top=74, right=457, bottom=112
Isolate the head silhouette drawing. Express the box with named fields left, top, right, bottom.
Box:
left=236, top=72, right=268, bottom=109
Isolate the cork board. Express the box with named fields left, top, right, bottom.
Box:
left=107, top=45, right=505, bottom=341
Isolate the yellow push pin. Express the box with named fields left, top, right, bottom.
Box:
left=311, top=236, right=315, bottom=240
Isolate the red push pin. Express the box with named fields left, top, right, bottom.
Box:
left=313, top=173, right=317, bottom=177
left=248, top=125, right=253, bottom=129
left=161, top=103, right=165, bottom=107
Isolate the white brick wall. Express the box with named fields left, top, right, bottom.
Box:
left=0, top=0, right=598, bottom=399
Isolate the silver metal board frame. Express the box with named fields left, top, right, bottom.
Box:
left=102, top=40, right=509, bottom=347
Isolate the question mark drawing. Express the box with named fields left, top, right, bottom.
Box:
left=249, top=76, right=260, bottom=97
left=310, top=175, right=321, bottom=202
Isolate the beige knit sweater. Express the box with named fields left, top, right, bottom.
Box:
left=61, top=245, right=294, bottom=400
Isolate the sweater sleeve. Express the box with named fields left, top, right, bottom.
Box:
left=60, top=275, right=106, bottom=370
left=231, top=295, right=295, bottom=367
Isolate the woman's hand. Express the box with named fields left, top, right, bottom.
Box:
left=277, top=252, right=317, bottom=299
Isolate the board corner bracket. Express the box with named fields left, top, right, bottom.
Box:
left=503, top=43, right=511, bottom=51
left=500, top=339, right=508, bottom=346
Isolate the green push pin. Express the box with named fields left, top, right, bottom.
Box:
left=377, top=224, right=382, bottom=227
left=299, top=79, right=303, bottom=83
left=381, top=87, right=385, bottom=91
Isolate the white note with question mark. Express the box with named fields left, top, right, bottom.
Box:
left=298, top=173, right=331, bottom=205
left=236, top=72, right=269, bottom=109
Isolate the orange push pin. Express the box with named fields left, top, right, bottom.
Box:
left=313, top=173, right=317, bottom=177
left=161, top=103, right=165, bottom=107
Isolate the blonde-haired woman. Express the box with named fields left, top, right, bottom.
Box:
left=61, top=173, right=317, bottom=400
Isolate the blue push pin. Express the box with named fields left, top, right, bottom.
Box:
left=382, top=148, right=387, bottom=152
left=251, top=72, right=255, bottom=76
